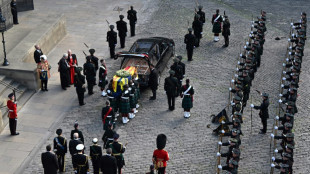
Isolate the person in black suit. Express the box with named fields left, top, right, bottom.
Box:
left=148, top=65, right=159, bottom=100
left=41, top=144, right=59, bottom=174
left=69, top=133, right=83, bottom=165
left=34, top=45, right=43, bottom=64
left=107, top=25, right=117, bottom=59
left=127, top=6, right=137, bottom=36
left=100, top=148, right=117, bottom=174
left=53, top=129, right=67, bottom=172
left=164, top=70, right=179, bottom=110
left=116, top=15, right=128, bottom=48
left=10, top=0, right=18, bottom=24
left=70, top=121, right=84, bottom=143
left=90, top=138, right=102, bottom=174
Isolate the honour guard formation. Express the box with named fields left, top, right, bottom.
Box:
left=1, top=0, right=309, bottom=174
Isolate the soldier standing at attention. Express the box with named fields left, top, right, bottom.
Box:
left=181, top=79, right=194, bottom=118
left=99, top=59, right=108, bottom=96
left=87, top=49, right=99, bottom=81
left=74, top=67, right=86, bottom=106
left=107, top=25, right=117, bottom=59
left=53, top=129, right=67, bottom=172
left=120, top=84, right=131, bottom=124
left=153, top=134, right=169, bottom=174
left=41, top=145, right=59, bottom=174
left=116, top=15, right=128, bottom=48
left=164, top=70, right=179, bottom=111
left=149, top=64, right=159, bottom=100
left=83, top=56, right=96, bottom=95
left=110, top=133, right=126, bottom=174
left=222, top=14, right=231, bottom=47
left=197, top=5, right=205, bottom=24
left=251, top=93, right=269, bottom=134
left=192, top=14, right=203, bottom=47
left=127, top=6, right=137, bottom=36
left=72, top=144, right=90, bottom=174
left=70, top=122, right=85, bottom=144
left=102, top=101, right=115, bottom=131
left=184, top=28, right=196, bottom=61
left=89, top=138, right=102, bottom=174
left=7, top=93, right=19, bottom=135
left=211, top=9, right=223, bottom=42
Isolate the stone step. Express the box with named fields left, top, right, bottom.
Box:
left=0, top=78, right=14, bottom=97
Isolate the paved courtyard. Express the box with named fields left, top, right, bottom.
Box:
left=2, top=0, right=309, bottom=173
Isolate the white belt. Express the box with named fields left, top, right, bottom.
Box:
left=130, top=94, right=134, bottom=96
left=121, top=97, right=129, bottom=99
left=108, top=96, right=114, bottom=99
left=184, top=94, right=190, bottom=96
left=9, top=110, right=13, bottom=112
left=108, top=138, right=114, bottom=141
left=107, top=116, right=112, bottom=118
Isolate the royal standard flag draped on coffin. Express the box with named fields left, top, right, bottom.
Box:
left=112, top=66, right=138, bottom=94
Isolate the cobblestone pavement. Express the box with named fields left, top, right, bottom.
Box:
left=24, top=0, right=309, bottom=173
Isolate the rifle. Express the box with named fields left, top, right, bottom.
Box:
left=83, top=51, right=87, bottom=57
left=13, top=90, right=16, bottom=106
left=84, top=43, right=89, bottom=48
left=255, top=89, right=261, bottom=95
left=106, top=19, right=110, bottom=28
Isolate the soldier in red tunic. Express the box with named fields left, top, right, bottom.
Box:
left=153, top=134, right=169, bottom=174
left=7, top=93, right=19, bottom=135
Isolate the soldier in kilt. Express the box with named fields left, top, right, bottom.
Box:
left=129, top=81, right=136, bottom=119
left=120, top=84, right=130, bottom=124
left=181, top=79, right=194, bottom=118
left=211, top=9, right=223, bottom=42
left=107, top=80, right=119, bottom=116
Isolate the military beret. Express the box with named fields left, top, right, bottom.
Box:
left=173, top=57, right=180, bottom=62
left=74, top=121, right=79, bottom=127
left=188, top=28, right=193, bottom=32
left=286, top=144, right=295, bottom=149
left=233, top=96, right=242, bottom=101
left=176, top=55, right=183, bottom=60
left=262, top=93, right=269, bottom=97
left=76, top=144, right=84, bottom=151
left=89, top=48, right=95, bottom=54
left=229, top=138, right=238, bottom=143
left=56, top=129, right=62, bottom=135
left=232, top=148, right=240, bottom=155
left=76, top=66, right=83, bottom=72
left=284, top=133, right=294, bottom=138
left=284, top=122, right=293, bottom=128
left=169, top=70, right=175, bottom=75
left=198, top=5, right=203, bottom=9
left=234, top=112, right=242, bottom=116
left=8, top=93, right=14, bottom=98
left=284, top=113, right=294, bottom=117
left=301, top=12, right=307, bottom=16
left=92, top=138, right=98, bottom=143
left=119, top=15, right=124, bottom=19
left=229, top=159, right=238, bottom=166
left=109, top=25, right=115, bottom=29
left=282, top=152, right=292, bottom=158
left=113, top=133, right=120, bottom=139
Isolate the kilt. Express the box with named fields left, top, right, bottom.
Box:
left=212, top=23, right=221, bottom=33
left=134, top=91, right=138, bottom=104
left=120, top=99, right=130, bottom=113
left=109, top=98, right=119, bottom=112
left=103, top=118, right=112, bottom=130
left=182, top=96, right=193, bottom=109
left=129, top=95, right=135, bottom=108
left=136, top=88, right=140, bottom=99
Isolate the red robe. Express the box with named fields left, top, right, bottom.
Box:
left=68, top=56, right=77, bottom=84
left=7, top=100, right=17, bottom=119
left=153, top=149, right=169, bottom=168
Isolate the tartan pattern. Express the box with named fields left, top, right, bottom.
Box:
left=109, top=98, right=119, bottom=112
left=120, top=100, right=130, bottom=113
left=212, top=23, right=221, bottom=33
left=182, top=96, right=193, bottom=109
left=136, top=88, right=140, bottom=99
left=129, top=96, right=136, bottom=108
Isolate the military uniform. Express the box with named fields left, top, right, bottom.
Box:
left=170, top=58, right=184, bottom=85
left=72, top=153, right=89, bottom=174
left=181, top=81, right=194, bottom=118
left=116, top=15, right=128, bottom=48
left=110, top=134, right=126, bottom=174
left=120, top=87, right=130, bottom=123
left=107, top=25, right=118, bottom=58
left=107, top=88, right=119, bottom=114
left=74, top=67, right=86, bottom=106
left=222, top=15, right=230, bottom=47
left=192, top=14, right=203, bottom=47
left=83, top=59, right=96, bottom=95
left=10, top=0, right=18, bottom=24
left=89, top=140, right=102, bottom=174
left=251, top=93, right=269, bottom=134
left=164, top=70, right=179, bottom=111
left=127, top=6, right=137, bottom=36
left=211, top=10, right=223, bottom=41
left=86, top=49, right=99, bottom=77
left=53, top=132, right=67, bottom=172
left=102, top=125, right=116, bottom=149
left=149, top=67, right=159, bottom=100
left=7, top=93, right=19, bottom=135
left=184, top=28, right=196, bottom=61
left=196, top=5, right=205, bottom=24
left=102, top=105, right=115, bottom=130
left=98, top=62, right=107, bottom=95
left=153, top=134, right=169, bottom=174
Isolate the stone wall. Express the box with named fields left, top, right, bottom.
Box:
left=17, top=0, right=34, bottom=12
left=0, top=0, right=13, bottom=30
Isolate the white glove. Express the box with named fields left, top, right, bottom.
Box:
left=283, top=71, right=286, bottom=74
left=218, top=141, right=222, bottom=145
left=281, top=84, right=284, bottom=88
left=216, top=152, right=221, bottom=156
left=286, top=58, right=289, bottom=62
left=282, top=77, right=286, bottom=81
left=246, top=41, right=249, bottom=45
left=221, top=120, right=225, bottom=124
left=282, top=63, right=286, bottom=67
left=250, top=104, right=254, bottom=108
left=274, top=126, right=278, bottom=130
left=272, top=156, right=275, bottom=161
left=249, top=34, right=252, bottom=37
left=271, top=163, right=275, bottom=167
left=229, top=87, right=232, bottom=91
left=290, top=22, right=293, bottom=26
left=278, top=99, right=282, bottom=103
left=200, top=32, right=203, bottom=34
left=275, top=116, right=279, bottom=120
left=240, top=53, right=242, bottom=57
left=279, top=94, right=283, bottom=97
left=288, top=38, right=291, bottom=42
left=236, top=67, right=239, bottom=71
left=87, top=172, right=90, bottom=174
left=274, top=149, right=278, bottom=153
left=231, top=79, right=235, bottom=83
left=74, top=171, right=77, bottom=174
left=270, top=133, right=274, bottom=138
left=289, top=52, right=292, bottom=55
left=221, top=130, right=225, bottom=133
left=218, top=165, right=222, bottom=169
left=237, top=61, right=240, bottom=65
left=235, top=74, right=238, bottom=77
left=231, top=102, right=235, bottom=106
left=244, top=46, right=247, bottom=49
